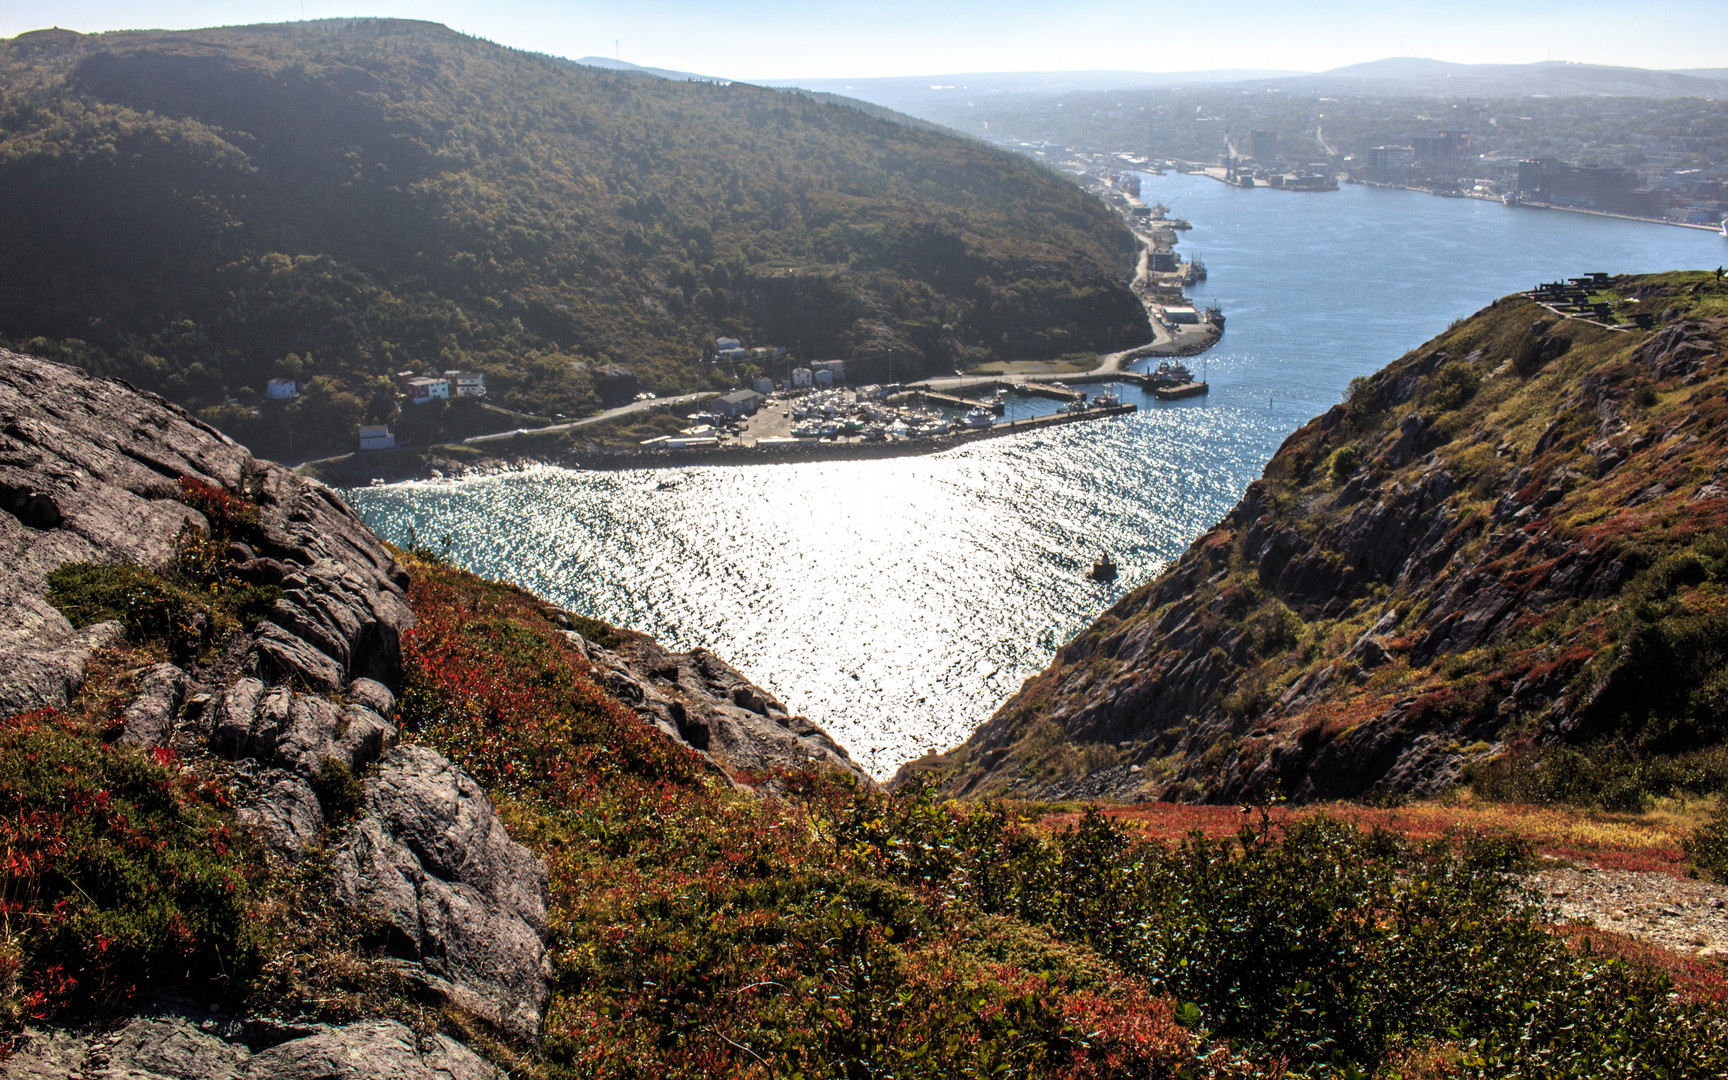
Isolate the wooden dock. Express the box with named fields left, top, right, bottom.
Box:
left=990, top=403, right=1137, bottom=433
left=1151, top=381, right=1209, bottom=401
left=1013, top=382, right=1084, bottom=403
left=916, top=390, right=1004, bottom=414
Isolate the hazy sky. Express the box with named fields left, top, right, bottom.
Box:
left=4, top=1, right=1720, bottom=79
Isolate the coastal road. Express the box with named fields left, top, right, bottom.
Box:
left=463, top=393, right=709, bottom=444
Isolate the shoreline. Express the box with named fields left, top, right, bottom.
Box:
left=1179, top=160, right=1721, bottom=234
left=308, top=401, right=1160, bottom=486
left=306, top=234, right=1221, bottom=488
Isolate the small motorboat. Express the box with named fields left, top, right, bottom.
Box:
left=1089, top=553, right=1118, bottom=581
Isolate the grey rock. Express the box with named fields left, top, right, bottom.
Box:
left=0, top=347, right=412, bottom=720
left=120, top=662, right=186, bottom=748
left=234, top=769, right=327, bottom=854
left=2, top=1015, right=501, bottom=1080
left=584, top=634, right=869, bottom=781
left=332, top=746, right=551, bottom=1038
left=242, top=1020, right=503, bottom=1079
left=211, top=679, right=397, bottom=854
left=346, top=677, right=397, bottom=718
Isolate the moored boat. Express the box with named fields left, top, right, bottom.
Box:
left=1088, top=553, right=1118, bottom=581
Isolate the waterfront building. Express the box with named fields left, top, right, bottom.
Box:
left=714, top=389, right=764, bottom=418
left=358, top=424, right=396, bottom=450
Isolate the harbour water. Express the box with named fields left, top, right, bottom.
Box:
left=344, top=175, right=1726, bottom=778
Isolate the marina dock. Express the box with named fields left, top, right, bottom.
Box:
left=912, top=390, right=1005, bottom=414
left=1152, top=381, right=1209, bottom=400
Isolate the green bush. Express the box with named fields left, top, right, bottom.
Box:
left=0, top=711, right=259, bottom=1018
left=1686, top=802, right=1728, bottom=881
left=45, top=562, right=208, bottom=652
left=1429, top=359, right=1482, bottom=411
left=1328, top=443, right=1364, bottom=485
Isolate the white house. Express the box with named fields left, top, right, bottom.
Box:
left=404, top=377, right=450, bottom=404
left=266, top=378, right=298, bottom=399
left=441, top=370, right=486, bottom=398
left=812, top=360, right=847, bottom=382
left=790, top=367, right=814, bottom=389
left=358, top=424, right=396, bottom=451
left=814, top=369, right=835, bottom=388
left=752, top=376, right=774, bottom=395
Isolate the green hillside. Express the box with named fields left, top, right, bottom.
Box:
left=0, top=20, right=1143, bottom=457
left=908, top=273, right=1728, bottom=809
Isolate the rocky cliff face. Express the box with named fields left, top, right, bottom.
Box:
left=903, top=274, right=1728, bottom=804
left=0, top=347, right=862, bottom=1069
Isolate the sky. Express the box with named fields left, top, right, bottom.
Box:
left=3, top=1, right=1721, bottom=80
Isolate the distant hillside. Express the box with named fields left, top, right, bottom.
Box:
left=0, top=20, right=1143, bottom=457
left=1282, top=58, right=1728, bottom=99
left=904, top=273, right=1728, bottom=807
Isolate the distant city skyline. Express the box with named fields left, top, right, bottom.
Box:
left=4, top=0, right=1722, bottom=80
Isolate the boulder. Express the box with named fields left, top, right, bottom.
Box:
left=331, top=746, right=551, bottom=1038
left=120, top=662, right=186, bottom=748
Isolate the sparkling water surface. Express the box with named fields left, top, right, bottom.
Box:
left=345, top=176, right=1726, bottom=777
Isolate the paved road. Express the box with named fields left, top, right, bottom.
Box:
left=462, top=393, right=709, bottom=444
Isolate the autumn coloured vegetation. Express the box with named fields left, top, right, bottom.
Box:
left=8, top=445, right=1728, bottom=1074
left=387, top=558, right=1728, bottom=1078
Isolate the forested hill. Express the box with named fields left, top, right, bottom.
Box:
left=0, top=20, right=1143, bottom=455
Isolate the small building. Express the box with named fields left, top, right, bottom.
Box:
left=813, top=369, right=835, bottom=388
left=1164, top=306, right=1201, bottom=324
left=1150, top=250, right=1178, bottom=272
left=752, top=376, right=775, bottom=395
left=404, top=377, right=450, bottom=404
left=854, top=384, right=885, bottom=400
left=358, top=424, right=396, bottom=451
left=715, top=336, right=743, bottom=352
left=266, top=378, right=298, bottom=399
left=713, top=389, right=764, bottom=418
left=441, top=370, right=486, bottom=398
left=790, top=367, right=814, bottom=389
left=812, top=360, right=847, bottom=382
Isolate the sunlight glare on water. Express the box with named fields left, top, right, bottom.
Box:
left=345, top=175, right=1727, bottom=778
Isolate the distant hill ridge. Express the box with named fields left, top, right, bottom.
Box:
left=0, top=19, right=1144, bottom=456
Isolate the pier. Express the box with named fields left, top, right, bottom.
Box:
left=1152, top=381, right=1209, bottom=401
left=1013, top=382, right=1084, bottom=403
left=913, top=390, right=1005, bottom=414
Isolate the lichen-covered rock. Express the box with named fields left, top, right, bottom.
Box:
left=331, top=746, right=551, bottom=1038
left=120, top=662, right=186, bottom=748
left=1, top=1014, right=502, bottom=1080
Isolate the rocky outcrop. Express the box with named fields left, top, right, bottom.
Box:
left=911, top=283, right=1728, bottom=804
left=567, top=624, right=869, bottom=782
left=2, top=1013, right=503, bottom=1079
left=0, top=350, right=549, bottom=1050
left=332, top=746, right=552, bottom=1039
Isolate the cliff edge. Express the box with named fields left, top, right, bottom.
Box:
left=901, top=271, right=1728, bottom=804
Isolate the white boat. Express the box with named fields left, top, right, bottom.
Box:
left=1091, top=389, right=1121, bottom=408
left=961, top=407, right=995, bottom=429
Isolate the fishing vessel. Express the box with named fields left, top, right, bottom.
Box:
left=1088, top=553, right=1118, bottom=582
left=1204, top=303, right=1225, bottom=329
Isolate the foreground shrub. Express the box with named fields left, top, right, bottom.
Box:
left=0, top=710, right=258, bottom=1022
left=398, top=558, right=1728, bottom=1078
